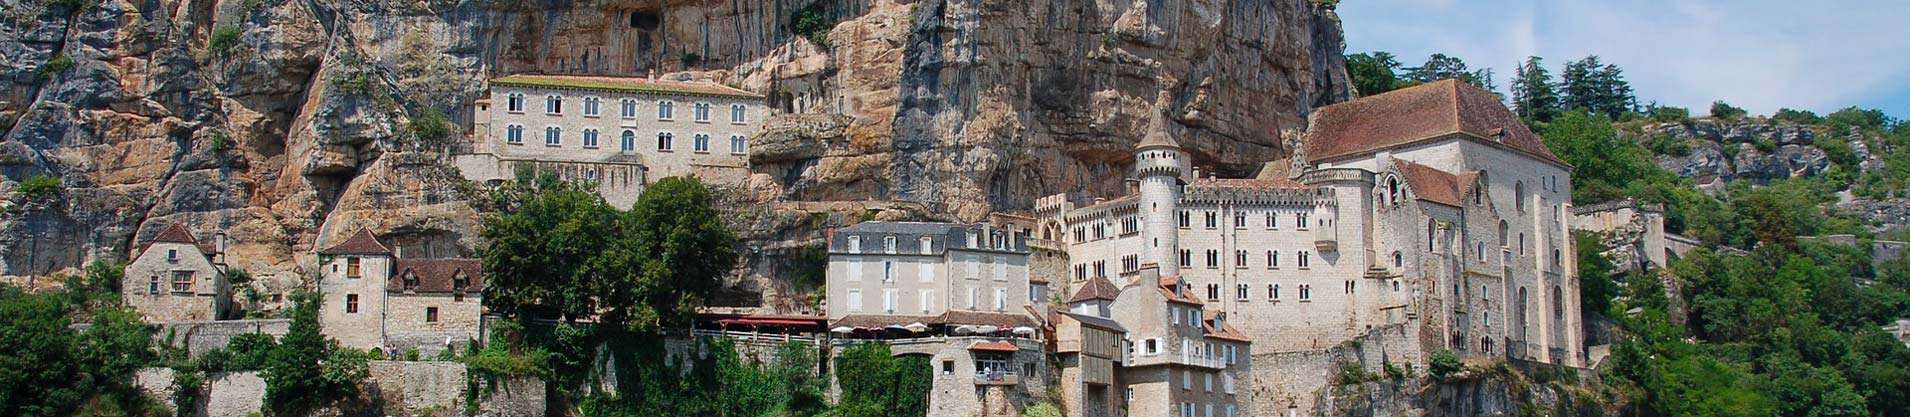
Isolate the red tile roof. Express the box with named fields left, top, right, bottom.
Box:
left=1190, top=177, right=1313, bottom=189
left=492, top=74, right=762, bottom=99
left=1303, top=79, right=1565, bottom=166
left=388, top=259, right=483, bottom=293
left=1203, top=310, right=1252, bottom=342
left=1393, top=160, right=1474, bottom=207
left=319, top=229, right=391, bottom=255
left=139, top=224, right=216, bottom=258
left=1145, top=275, right=1203, bottom=306
left=833, top=314, right=937, bottom=329
left=1068, top=275, right=1121, bottom=303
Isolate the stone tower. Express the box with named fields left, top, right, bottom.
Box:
left=1135, top=109, right=1188, bottom=271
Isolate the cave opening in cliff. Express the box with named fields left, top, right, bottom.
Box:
left=629, top=11, right=660, bottom=30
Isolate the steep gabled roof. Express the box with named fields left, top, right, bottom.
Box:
left=1393, top=160, right=1479, bottom=208
left=1303, top=79, right=1566, bottom=166
left=319, top=229, right=391, bottom=256
left=389, top=259, right=483, bottom=293
left=1068, top=275, right=1121, bottom=304
left=1202, top=310, right=1252, bottom=342
left=139, top=223, right=215, bottom=258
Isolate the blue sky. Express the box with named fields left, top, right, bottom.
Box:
left=1337, top=0, right=1910, bottom=118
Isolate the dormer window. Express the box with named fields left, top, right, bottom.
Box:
left=403, top=272, right=419, bottom=291
left=454, top=274, right=469, bottom=291
left=920, top=236, right=933, bottom=255
left=884, top=236, right=897, bottom=254
left=847, top=236, right=861, bottom=252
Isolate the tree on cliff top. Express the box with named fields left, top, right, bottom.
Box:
left=1511, top=56, right=1560, bottom=123
left=481, top=172, right=738, bottom=331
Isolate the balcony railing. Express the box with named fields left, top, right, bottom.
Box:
left=974, top=370, right=1020, bottom=386
left=1177, top=351, right=1228, bottom=369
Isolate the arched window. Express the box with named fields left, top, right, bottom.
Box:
left=1498, top=221, right=1509, bottom=247
left=1387, top=176, right=1401, bottom=205
left=545, top=94, right=563, bottom=114
left=657, top=100, right=675, bottom=120
left=506, top=92, right=525, bottom=112
left=620, top=130, right=636, bottom=152
left=1427, top=220, right=1437, bottom=252
left=1392, top=251, right=1403, bottom=268
left=1553, top=286, right=1564, bottom=319
left=1515, top=181, right=1527, bottom=212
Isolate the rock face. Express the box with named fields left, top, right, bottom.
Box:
left=745, top=0, right=1353, bottom=218
left=0, top=0, right=1348, bottom=303
left=1639, top=120, right=1840, bottom=186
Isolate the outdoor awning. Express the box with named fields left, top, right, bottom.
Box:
left=967, top=341, right=1020, bottom=352
left=720, top=318, right=821, bottom=326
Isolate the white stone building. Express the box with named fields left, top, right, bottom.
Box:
left=316, top=230, right=484, bottom=355
left=456, top=74, right=765, bottom=208
left=1037, top=79, right=1586, bottom=373
left=825, top=221, right=1038, bottom=320
left=122, top=224, right=231, bottom=322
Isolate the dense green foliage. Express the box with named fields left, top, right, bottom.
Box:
left=0, top=283, right=160, bottom=416
left=482, top=172, right=738, bottom=330
left=1345, top=52, right=1495, bottom=96
left=791, top=4, right=835, bottom=47
left=263, top=292, right=368, bottom=415
left=406, top=108, right=451, bottom=146
left=17, top=174, right=63, bottom=198
left=210, top=26, right=243, bottom=54
left=1557, top=55, right=1637, bottom=119
left=1511, top=56, right=1560, bottom=123
left=1709, top=101, right=1748, bottom=120
left=833, top=343, right=932, bottom=417
left=41, top=55, right=75, bottom=77
left=1427, top=349, right=1462, bottom=380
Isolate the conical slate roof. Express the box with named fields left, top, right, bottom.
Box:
left=1137, top=108, right=1181, bottom=149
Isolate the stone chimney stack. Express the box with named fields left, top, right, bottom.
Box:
left=1139, top=262, right=1161, bottom=292
left=213, top=232, right=227, bottom=265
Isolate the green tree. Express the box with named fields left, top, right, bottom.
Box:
left=1825, top=107, right=1891, bottom=131
left=1510, top=56, right=1560, bottom=123
left=1539, top=111, right=1665, bottom=203
left=1575, top=232, right=1618, bottom=315
left=0, top=288, right=83, bottom=416
left=1710, top=101, right=1748, bottom=120
left=263, top=292, right=364, bottom=415
left=1772, top=108, right=1823, bottom=124
left=1559, top=56, right=1636, bottom=119
left=483, top=173, right=738, bottom=331
left=1345, top=52, right=1407, bottom=96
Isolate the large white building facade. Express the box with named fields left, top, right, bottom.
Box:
left=456, top=74, right=765, bottom=207
left=825, top=221, right=1038, bottom=320
left=1038, top=80, right=1584, bottom=369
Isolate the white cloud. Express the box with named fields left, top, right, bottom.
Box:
left=1340, top=0, right=1910, bottom=116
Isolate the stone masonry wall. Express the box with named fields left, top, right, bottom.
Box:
left=367, top=360, right=469, bottom=417
left=159, top=319, right=291, bottom=357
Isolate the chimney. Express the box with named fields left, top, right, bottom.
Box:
left=648, top=69, right=658, bottom=80
left=1139, top=262, right=1161, bottom=291
left=1192, top=166, right=1202, bottom=179
left=213, top=232, right=227, bottom=265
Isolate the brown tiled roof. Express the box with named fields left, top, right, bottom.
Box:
left=319, top=229, right=391, bottom=255
left=934, top=310, right=1039, bottom=329
left=1203, top=310, right=1252, bottom=342
left=492, top=74, right=762, bottom=98
left=1394, top=160, right=1478, bottom=207
left=1190, top=178, right=1313, bottom=189
left=388, top=259, right=483, bottom=293
left=967, top=340, right=1021, bottom=352
left=139, top=224, right=217, bottom=257
left=1303, top=79, right=1565, bottom=166
left=833, top=314, right=936, bottom=329
left=1156, top=276, right=1204, bottom=306
left=1068, top=275, right=1121, bottom=303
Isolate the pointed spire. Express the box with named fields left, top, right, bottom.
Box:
left=1137, top=105, right=1181, bottom=150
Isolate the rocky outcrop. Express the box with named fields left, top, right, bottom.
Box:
left=744, top=0, right=1353, bottom=218
left=1639, top=119, right=1838, bottom=186
left=0, top=0, right=1348, bottom=310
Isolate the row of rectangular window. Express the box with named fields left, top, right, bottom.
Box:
left=842, top=287, right=1014, bottom=312
left=503, top=126, right=746, bottom=154
left=1175, top=210, right=1310, bottom=230
left=503, top=93, right=748, bottom=124
left=1179, top=249, right=1311, bottom=269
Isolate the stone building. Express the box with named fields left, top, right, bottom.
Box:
left=455, top=74, right=765, bottom=208
left=1100, top=265, right=1252, bottom=417
left=1037, top=79, right=1585, bottom=376
left=831, top=311, right=1049, bottom=417
left=825, top=221, right=1037, bottom=320
left=1572, top=199, right=1701, bottom=273
left=1052, top=286, right=1127, bottom=417
left=122, top=224, right=231, bottom=322
left=316, top=230, right=484, bottom=355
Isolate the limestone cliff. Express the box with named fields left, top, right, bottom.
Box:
left=0, top=0, right=1348, bottom=303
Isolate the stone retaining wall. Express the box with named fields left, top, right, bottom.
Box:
left=159, top=319, right=291, bottom=356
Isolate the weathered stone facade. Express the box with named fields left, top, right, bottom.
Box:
left=122, top=224, right=230, bottom=322
left=456, top=74, right=764, bottom=208
left=317, top=230, right=484, bottom=355
left=826, top=221, right=1034, bottom=319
